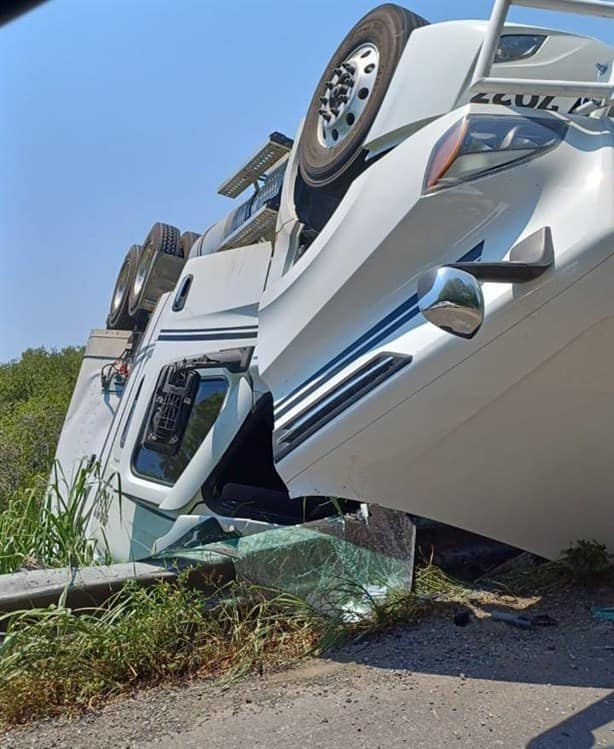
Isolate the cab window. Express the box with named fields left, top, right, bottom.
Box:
left=133, top=376, right=227, bottom=485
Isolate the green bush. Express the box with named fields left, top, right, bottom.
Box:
left=0, top=347, right=83, bottom=509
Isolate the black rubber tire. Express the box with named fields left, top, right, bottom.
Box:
left=106, top=244, right=142, bottom=330
left=180, top=231, right=200, bottom=258
left=128, top=222, right=181, bottom=317
left=145, top=222, right=182, bottom=257
left=298, top=4, right=428, bottom=189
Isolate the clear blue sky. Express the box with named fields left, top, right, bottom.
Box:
left=1, top=0, right=611, bottom=363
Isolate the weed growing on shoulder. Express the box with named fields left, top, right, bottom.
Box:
left=0, top=460, right=115, bottom=574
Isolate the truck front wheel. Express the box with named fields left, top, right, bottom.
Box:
left=298, top=4, right=428, bottom=189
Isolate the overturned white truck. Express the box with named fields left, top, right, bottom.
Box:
left=56, top=0, right=614, bottom=562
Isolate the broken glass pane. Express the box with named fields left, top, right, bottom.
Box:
left=152, top=506, right=415, bottom=621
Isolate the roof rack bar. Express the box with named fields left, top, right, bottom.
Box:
left=514, top=0, right=614, bottom=16
left=471, top=77, right=612, bottom=98
left=471, top=0, right=614, bottom=101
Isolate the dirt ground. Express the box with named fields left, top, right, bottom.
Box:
left=4, top=588, right=614, bottom=749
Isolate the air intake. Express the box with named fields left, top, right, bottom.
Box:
left=274, top=353, right=412, bottom=460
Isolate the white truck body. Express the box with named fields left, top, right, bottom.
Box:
left=54, top=329, right=131, bottom=480
left=263, top=105, right=613, bottom=560
left=55, top=1, right=614, bottom=562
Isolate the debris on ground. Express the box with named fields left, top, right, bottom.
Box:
left=453, top=611, right=472, bottom=627
left=490, top=611, right=533, bottom=629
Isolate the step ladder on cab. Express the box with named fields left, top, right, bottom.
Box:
left=192, top=132, right=294, bottom=256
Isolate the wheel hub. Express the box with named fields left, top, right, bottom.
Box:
left=317, top=43, right=380, bottom=149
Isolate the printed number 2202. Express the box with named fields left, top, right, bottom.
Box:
left=470, top=92, right=589, bottom=114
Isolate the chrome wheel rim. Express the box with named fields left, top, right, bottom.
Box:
left=317, top=43, right=380, bottom=149
left=132, top=243, right=154, bottom=301
left=111, top=258, right=131, bottom=315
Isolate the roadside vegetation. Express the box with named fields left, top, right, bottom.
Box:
left=0, top=563, right=459, bottom=726
left=0, top=346, right=91, bottom=574
left=0, top=347, right=83, bottom=511
left=3, top=544, right=612, bottom=728
left=0, top=579, right=324, bottom=725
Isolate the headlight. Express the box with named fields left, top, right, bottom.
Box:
left=495, top=34, right=546, bottom=63
left=424, top=115, right=567, bottom=193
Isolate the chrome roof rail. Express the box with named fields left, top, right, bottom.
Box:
left=471, top=0, right=614, bottom=105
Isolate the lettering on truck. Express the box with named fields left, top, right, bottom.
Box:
left=470, top=92, right=592, bottom=113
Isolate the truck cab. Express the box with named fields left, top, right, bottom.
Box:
left=257, top=1, right=614, bottom=559
left=56, top=0, right=614, bottom=562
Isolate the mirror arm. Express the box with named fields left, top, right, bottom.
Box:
left=215, top=346, right=255, bottom=373
left=447, top=260, right=550, bottom=283
left=448, top=226, right=554, bottom=284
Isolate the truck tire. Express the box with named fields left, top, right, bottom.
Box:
left=298, top=4, right=428, bottom=189
left=106, top=244, right=142, bottom=330
left=180, top=231, right=200, bottom=258
left=128, top=222, right=182, bottom=317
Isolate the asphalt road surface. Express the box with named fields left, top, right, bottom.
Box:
left=4, top=590, right=614, bottom=748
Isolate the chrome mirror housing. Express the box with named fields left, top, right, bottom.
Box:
left=417, top=266, right=484, bottom=339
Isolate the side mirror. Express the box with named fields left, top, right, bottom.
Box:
left=417, top=266, right=484, bottom=339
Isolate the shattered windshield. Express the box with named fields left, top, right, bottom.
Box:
left=152, top=507, right=416, bottom=621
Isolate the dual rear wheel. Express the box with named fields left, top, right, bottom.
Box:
left=107, top=224, right=199, bottom=331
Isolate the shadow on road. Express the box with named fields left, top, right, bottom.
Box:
left=329, top=593, right=614, bottom=690
left=527, top=692, right=614, bottom=748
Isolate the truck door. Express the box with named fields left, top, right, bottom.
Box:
left=98, top=242, right=272, bottom=560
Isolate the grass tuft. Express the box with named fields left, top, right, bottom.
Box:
left=484, top=540, right=614, bottom=596
left=0, top=577, right=326, bottom=726
left=0, top=460, right=113, bottom=575
left=562, top=539, right=611, bottom=580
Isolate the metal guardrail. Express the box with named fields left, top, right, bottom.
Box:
left=471, top=0, right=614, bottom=101
left=0, top=562, right=234, bottom=615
